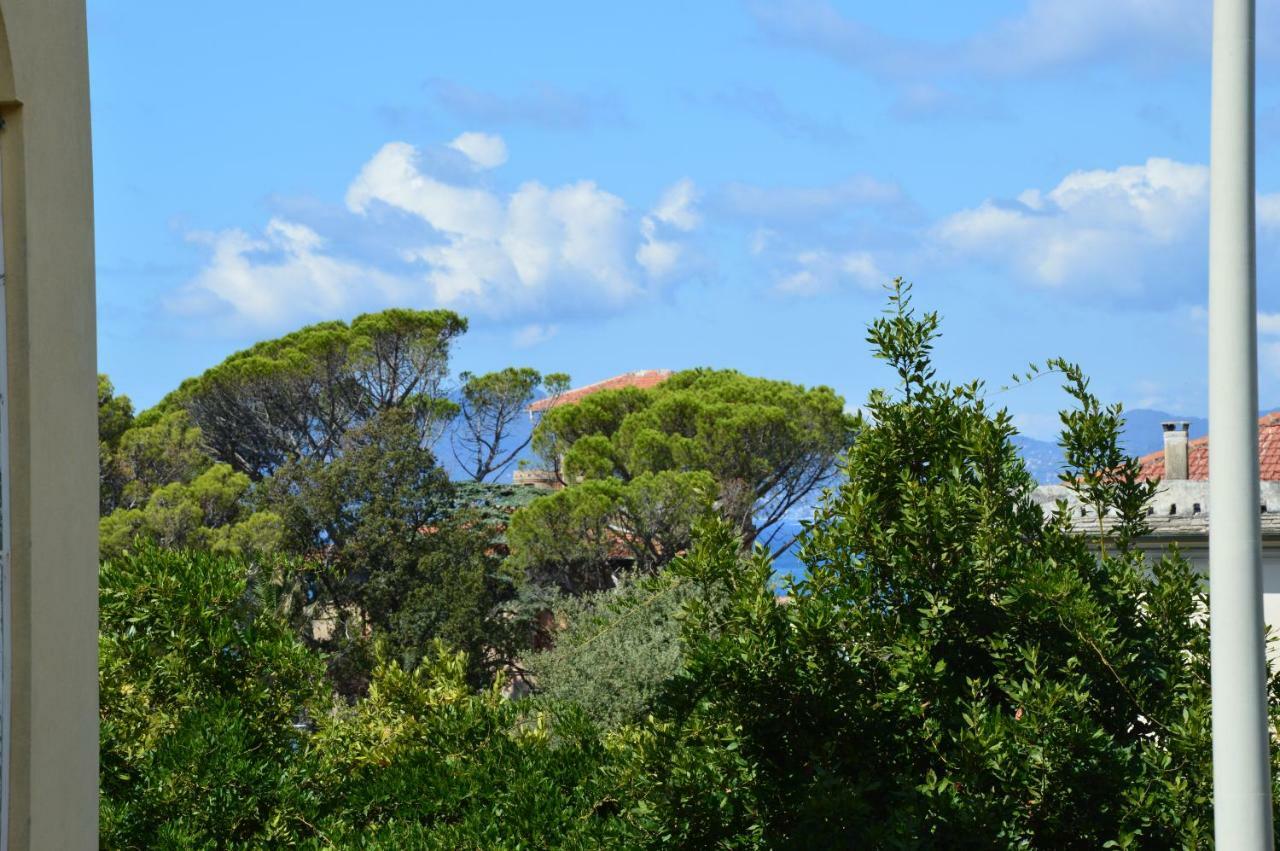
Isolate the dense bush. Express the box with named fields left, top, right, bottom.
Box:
left=99, top=547, right=323, bottom=847
left=304, top=644, right=626, bottom=849
left=99, top=547, right=629, bottom=849
left=613, top=283, right=1280, bottom=848
left=528, top=572, right=709, bottom=729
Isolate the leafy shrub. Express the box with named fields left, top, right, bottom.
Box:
left=100, top=548, right=630, bottom=848
left=615, top=282, right=1280, bottom=848
left=528, top=572, right=708, bottom=730
left=305, top=644, right=628, bottom=848
left=99, top=547, right=323, bottom=847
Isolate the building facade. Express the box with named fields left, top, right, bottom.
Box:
left=1034, top=416, right=1280, bottom=643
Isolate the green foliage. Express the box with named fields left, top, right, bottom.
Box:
left=528, top=571, right=707, bottom=729
left=100, top=406, right=215, bottom=517
left=267, top=409, right=523, bottom=692
left=98, top=375, right=136, bottom=514
left=98, top=399, right=278, bottom=560
left=452, top=367, right=570, bottom=482
left=507, top=470, right=717, bottom=592
left=447, top=479, right=547, bottom=531
left=99, top=284, right=1275, bottom=848
left=99, top=547, right=324, bottom=847
left=100, top=550, right=628, bottom=849
left=99, top=462, right=281, bottom=560
left=615, top=280, right=1279, bottom=848
left=98, top=374, right=135, bottom=449
left=167, top=308, right=467, bottom=478
left=304, top=643, right=628, bottom=848
left=525, top=367, right=852, bottom=558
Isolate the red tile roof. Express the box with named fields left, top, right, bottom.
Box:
left=527, top=369, right=673, bottom=413
left=1137, top=412, right=1280, bottom=481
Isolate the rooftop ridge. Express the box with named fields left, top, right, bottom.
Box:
left=1135, top=412, right=1280, bottom=482
left=527, top=369, right=673, bottom=413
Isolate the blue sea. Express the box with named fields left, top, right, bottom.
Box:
left=769, top=520, right=807, bottom=587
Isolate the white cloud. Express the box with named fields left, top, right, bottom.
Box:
left=449, top=131, right=508, bottom=170
left=1261, top=312, right=1280, bottom=335
left=636, top=226, right=683, bottom=279
left=775, top=249, right=883, bottom=296
left=348, top=142, right=504, bottom=238
left=637, top=179, right=701, bottom=278
left=650, top=178, right=700, bottom=232
left=169, top=218, right=405, bottom=327
left=935, top=158, right=1210, bottom=293
left=173, top=139, right=702, bottom=330
left=513, top=323, right=559, bottom=348
left=346, top=142, right=697, bottom=317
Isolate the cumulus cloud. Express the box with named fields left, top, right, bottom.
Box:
left=934, top=158, right=1210, bottom=294
left=649, top=179, right=701, bottom=232
left=173, top=137, right=700, bottom=329
left=449, top=132, right=508, bottom=169
left=345, top=142, right=698, bottom=317
left=637, top=179, right=700, bottom=278
left=169, top=218, right=406, bottom=327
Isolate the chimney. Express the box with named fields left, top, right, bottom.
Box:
left=1162, top=421, right=1190, bottom=480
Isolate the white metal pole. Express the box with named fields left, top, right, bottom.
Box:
left=1209, top=0, right=1274, bottom=845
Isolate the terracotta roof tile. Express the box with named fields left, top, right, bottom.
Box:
left=1136, top=412, right=1280, bottom=481
left=527, top=369, right=673, bottom=413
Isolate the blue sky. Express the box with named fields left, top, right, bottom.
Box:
left=88, top=0, right=1280, bottom=440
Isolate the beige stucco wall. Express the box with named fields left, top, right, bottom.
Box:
left=1159, top=544, right=1280, bottom=663
left=0, top=0, right=98, bottom=848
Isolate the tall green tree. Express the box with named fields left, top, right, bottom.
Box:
left=532, top=368, right=852, bottom=554
left=109, top=408, right=213, bottom=511
left=507, top=470, right=717, bottom=593
left=97, top=374, right=135, bottom=514
left=98, top=374, right=135, bottom=448
left=509, top=369, right=851, bottom=591
left=168, top=308, right=467, bottom=478
left=452, top=368, right=569, bottom=482
left=99, top=463, right=282, bottom=560
left=266, top=408, right=522, bottom=692
left=98, top=395, right=281, bottom=558
left=616, top=281, right=1280, bottom=848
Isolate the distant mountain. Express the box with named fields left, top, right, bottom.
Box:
left=1011, top=435, right=1067, bottom=485
left=1010, top=408, right=1274, bottom=484
left=1117, top=409, right=1209, bottom=458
